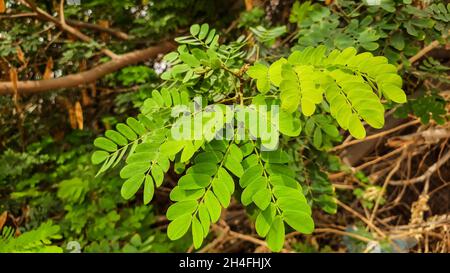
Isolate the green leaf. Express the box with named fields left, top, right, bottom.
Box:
left=313, top=127, right=322, bottom=148
left=170, top=187, right=205, bottom=201
left=166, top=200, right=198, bottom=220
left=224, top=156, right=244, bottom=177
left=120, top=162, right=150, bottom=179
left=252, top=188, right=271, bottom=210
left=228, top=144, right=243, bottom=162
left=151, top=90, right=164, bottom=105
left=127, top=152, right=157, bottom=164
left=205, top=29, right=216, bottom=44
left=151, top=164, right=164, bottom=187
left=180, top=53, right=200, bottom=67
left=218, top=167, right=235, bottom=194
left=247, top=62, right=270, bottom=93
left=94, top=137, right=117, bottom=152
left=381, top=84, right=407, bottom=103
left=276, top=197, right=311, bottom=215
left=268, top=58, right=287, bottom=87
left=204, top=191, right=221, bottom=223
left=348, top=114, right=366, bottom=139
left=167, top=214, right=192, bottom=240
left=279, top=66, right=300, bottom=113
left=121, top=174, right=145, bottom=200
left=255, top=204, right=276, bottom=237
left=143, top=175, right=155, bottom=205
left=192, top=216, right=204, bottom=249
left=282, top=210, right=314, bottom=234
left=241, top=177, right=267, bottom=205
left=160, top=88, right=173, bottom=106
left=194, top=151, right=223, bottom=164
left=91, top=150, right=109, bottom=165
left=261, top=150, right=290, bottom=164
left=273, top=186, right=307, bottom=203
left=160, top=140, right=185, bottom=156
left=178, top=173, right=211, bottom=190
left=279, top=110, right=301, bottom=137
left=266, top=216, right=285, bottom=252
left=187, top=163, right=218, bottom=176
left=270, top=175, right=301, bottom=189
left=391, top=32, right=405, bottom=51
left=190, top=24, right=200, bottom=36
left=301, top=98, right=316, bottom=116
left=239, top=164, right=263, bottom=187
left=212, top=177, right=231, bottom=207
left=198, top=203, right=210, bottom=237
left=116, top=123, right=137, bottom=141
left=105, top=130, right=128, bottom=146
left=181, top=141, right=196, bottom=163
left=126, top=117, right=146, bottom=136
left=198, top=23, right=209, bottom=40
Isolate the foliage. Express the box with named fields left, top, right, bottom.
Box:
left=395, top=92, right=448, bottom=125
left=1, top=0, right=449, bottom=253
left=0, top=133, right=187, bottom=253
left=0, top=221, right=62, bottom=253
left=91, top=21, right=406, bottom=251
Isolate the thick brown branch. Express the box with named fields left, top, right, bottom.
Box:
left=0, top=42, right=175, bottom=95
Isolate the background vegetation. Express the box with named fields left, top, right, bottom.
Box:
left=0, top=0, right=448, bottom=253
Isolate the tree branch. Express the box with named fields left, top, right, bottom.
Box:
left=65, top=19, right=130, bottom=40
left=19, top=0, right=118, bottom=59
left=0, top=42, right=175, bottom=95
left=0, top=12, right=130, bottom=40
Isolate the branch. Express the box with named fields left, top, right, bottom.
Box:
left=397, top=30, right=449, bottom=70
left=0, top=12, right=130, bottom=40
left=389, top=148, right=450, bottom=186
left=19, top=0, right=118, bottom=59
left=65, top=19, right=130, bottom=40
left=0, top=42, right=175, bottom=95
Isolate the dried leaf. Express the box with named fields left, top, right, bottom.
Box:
left=244, top=0, right=253, bottom=11
left=9, top=68, right=18, bottom=93
left=43, top=57, right=54, bottom=80
left=81, top=89, right=92, bottom=106
left=0, top=0, right=6, bottom=13
left=74, top=101, right=84, bottom=129
left=16, top=47, right=26, bottom=64
left=98, top=20, right=110, bottom=41
left=0, top=211, right=7, bottom=230
left=68, top=106, right=76, bottom=129
left=62, top=98, right=77, bottom=129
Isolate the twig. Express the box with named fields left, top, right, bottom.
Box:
left=397, top=30, right=449, bottom=70
left=369, top=151, right=405, bottom=224
left=288, top=228, right=373, bottom=243
left=66, top=19, right=130, bottom=40
left=336, top=199, right=386, bottom=238
left=389, top=149, right=450, bottom=186
left=19, top=0, right=118, bottom=59
left=0, top=12, right=37, bottom=18
left=59, top=0, right=65, bottom=26
left=332, top=119, right=420, bottom=151
left=227, top=230, right=268, bottom=248
left=354, top=146, right=406, bottom=171
left=1, top=12, right=130, bottom=40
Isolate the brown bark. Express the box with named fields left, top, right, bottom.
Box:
left=0, top=42, right=175, bottom=95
